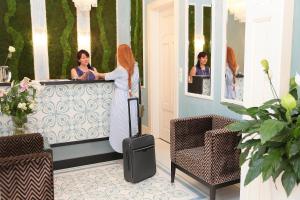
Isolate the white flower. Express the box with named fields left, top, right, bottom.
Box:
left=8, top=46, right=16, bottom=53
left=29, top=80, right=43, bottom=92
left=295, top=73, right=300, bottom=86
left=17, top=103, right=27, bottom=111
left=29, top=103, right=36, bottom=110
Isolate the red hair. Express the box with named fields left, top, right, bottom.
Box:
left=227, top=46, right=238, bottom=83
left=118, top=44, right=136, bottom=96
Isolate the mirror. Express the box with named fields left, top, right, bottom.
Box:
left=222, top=0, right=245, bottom=102
left=186, top=1, right=213, bottom=97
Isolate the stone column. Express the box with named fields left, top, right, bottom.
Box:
left=72, top=0, right=98, bottom=60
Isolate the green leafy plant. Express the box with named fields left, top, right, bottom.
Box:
left=224, top=59, right=300, bottom=196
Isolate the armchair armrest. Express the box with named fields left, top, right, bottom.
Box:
left=170, top=115, right=213, bottom=161
left=0, top=133, right=44, bottom=158
left=204, top=128, right=241, bottom=184
left=0, top=152, right=54, bottom=200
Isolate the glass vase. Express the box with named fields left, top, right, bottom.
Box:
left=12, top=115, right=27, bottom=135
left=0, top=66, right=10, bottom=82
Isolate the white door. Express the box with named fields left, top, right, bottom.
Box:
left=241, top=0, right=294, bottom=199
left=158, top=7, right=175, bottom=142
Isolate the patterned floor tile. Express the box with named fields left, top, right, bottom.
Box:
left=54, top=160, right=207, bottom=200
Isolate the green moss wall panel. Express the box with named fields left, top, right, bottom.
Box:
left=91, top=0, right=117, bottom=73
left=131, top=0, right=143, bottom=84
left=0, top=0, right=33, bottom=81
left=188, top=5, right=195, bottom=70
left=0, top=1, right=9, bottom=66
left=46, top=0, right=77, bottom=79
left=203, top=6, right=211, bottom=67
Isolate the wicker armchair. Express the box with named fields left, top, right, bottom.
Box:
left=170, top=115, right=240, bottom=200
left=0, top=133, right=54, bottom=200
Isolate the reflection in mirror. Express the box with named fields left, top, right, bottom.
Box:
left=187, top=3, right=212, bottom=96
left=224, top=0, right=245, bottom=101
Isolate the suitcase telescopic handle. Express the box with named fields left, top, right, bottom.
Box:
left=127, top=97, right=141, bottom=138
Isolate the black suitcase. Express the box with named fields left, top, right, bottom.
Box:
left=122, top=97, right=156, bottom=183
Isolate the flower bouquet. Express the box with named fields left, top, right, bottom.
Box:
left=0, top=77, right=42, bottom=134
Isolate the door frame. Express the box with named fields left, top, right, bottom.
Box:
left=147, top=0, right=179, bottom=138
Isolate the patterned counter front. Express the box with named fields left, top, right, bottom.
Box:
left=0, top=80, right=114, bottom=144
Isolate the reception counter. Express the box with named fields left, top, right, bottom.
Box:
left=0, top=80, right=114, bottom=145
left=0, top=80, right=123, bottom=169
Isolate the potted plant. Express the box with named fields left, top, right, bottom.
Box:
left=225, top=59, right=300, bottom=197
left=0, top=77, right=42, bottom=134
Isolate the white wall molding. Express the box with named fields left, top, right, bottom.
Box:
left=30, top=0, right=49, bottom=80
left=72, top=0, right=97, bottom=11
left=73, top=0, right=98, bottom=57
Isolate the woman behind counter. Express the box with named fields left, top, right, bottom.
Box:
left=71, top=49, right=98, bottom=80
left=188, top=51, right=210, bottom=83
left=96, top=44, right=139, bottom=153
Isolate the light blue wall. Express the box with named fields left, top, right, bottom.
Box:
left=291, top=0, right=300, bottom=76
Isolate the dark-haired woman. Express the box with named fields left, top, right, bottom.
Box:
left=189, top=51, right=210, bottom=83
left=71, top=49, right=98, bottom=80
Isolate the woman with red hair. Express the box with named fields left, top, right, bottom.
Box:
left=225, top=46, right=239, bottom=99
left=96, top=44, right=139, bottom=153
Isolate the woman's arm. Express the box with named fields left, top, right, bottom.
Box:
left=71, top=68, right=88, bottom=80
left=188, top=66, right=196, bottom=83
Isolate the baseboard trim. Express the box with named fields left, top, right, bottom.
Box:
left=51, top=137, right=109, bottom=148
left=54, top=152, right=123, bottom=170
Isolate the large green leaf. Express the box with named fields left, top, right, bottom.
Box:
left=238, top=139, right=260, bottom=149
left=291, top=157, right=300, bottom=179
left=246, top=107, right=259, bottom=119
left=245, top=158, right=263, bottom=186
left=223, top=102, right=249, bottom=115
left=240, top=147, right=251, bottom=166
left=292, top=127, right=300, bottom=139
left=227, top=121, right=253, bottom=132
left=261, top=149, right=281, bottom=181
left=259, top=99, right=279, bottom=110
left=281, top=170, right=297, bottom=196
left=272, top=162, right=285, bottom=182
left=260, top=119, right=286, bottom=144
left=287, top=140, right=300, bottom=158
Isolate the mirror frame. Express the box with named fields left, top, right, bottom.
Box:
left=184, top=0, right=215, bottom=100
left=220, top=0, right=245, bottom=105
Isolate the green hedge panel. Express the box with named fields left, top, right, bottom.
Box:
left=203, top=6, right=211, bottom=67
left=188, top=5, right=195, bottom=70
left=91, top=0, right=116, bottom=73
left=0, top=0, right=33, bottom=81
left=46, top=0, right=77, bottom=79
left=131, top=0, right=143, bottom=84
left=0, top=1, right=10, bottom=67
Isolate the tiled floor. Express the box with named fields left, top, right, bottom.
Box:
left=53, top=138, right=240, bottom=200
left=155, top=139, right=240, bottom=200
left=54, top=160, right=206, bottom=200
